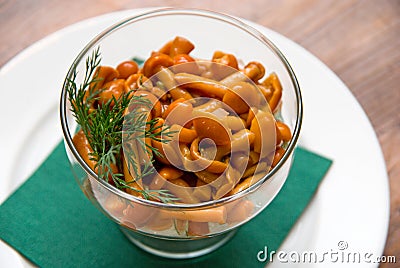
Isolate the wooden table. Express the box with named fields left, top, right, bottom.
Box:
left=1, top=0, right=399, bottom=266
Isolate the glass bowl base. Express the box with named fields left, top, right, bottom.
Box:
left=120, top=227, right=237, bottom=259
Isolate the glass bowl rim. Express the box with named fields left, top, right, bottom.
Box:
left=60, top=7, right=303, bottom=209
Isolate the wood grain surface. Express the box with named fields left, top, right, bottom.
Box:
left=0, top=0, right=399, bottom=266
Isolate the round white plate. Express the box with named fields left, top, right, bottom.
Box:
left=0, top=9, right=389, bottom=268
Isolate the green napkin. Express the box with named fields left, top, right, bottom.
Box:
left=0, top=142, right=332, bottom=268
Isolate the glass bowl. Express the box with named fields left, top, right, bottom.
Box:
left=60, top=8, right=302, bottom=259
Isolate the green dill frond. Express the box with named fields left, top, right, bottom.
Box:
left=66, top=47, right=178, bottom=203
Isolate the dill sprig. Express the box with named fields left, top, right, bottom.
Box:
left=66, top=47, right=178, bottom=203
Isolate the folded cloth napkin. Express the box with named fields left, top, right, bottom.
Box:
left=0, top=142, right=331, bottom=268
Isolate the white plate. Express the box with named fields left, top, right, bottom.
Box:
left=0, top=9, right=389, bottom=268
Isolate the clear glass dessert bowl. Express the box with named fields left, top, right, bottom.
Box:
left=60, top=8, right=302, bottom=259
